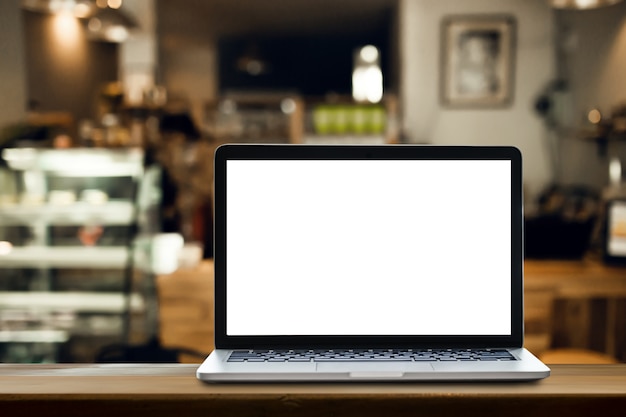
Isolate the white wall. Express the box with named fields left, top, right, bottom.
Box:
left=399, top=0, right=555, bottom=198
left=0, top=0, right=27, bottom=129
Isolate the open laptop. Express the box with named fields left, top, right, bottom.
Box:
left=196, top=144, right=550, bottom=382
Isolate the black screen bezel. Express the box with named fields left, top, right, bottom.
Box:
left=213, top=144, right=524, bottom=350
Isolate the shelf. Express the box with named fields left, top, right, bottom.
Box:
left=302, top=134, right=388, bottom=144
left=1, top=148, right=144, bottom=177
left=0, top=246, right=130, bottom=269
left=0, top=201, right=135, bottom=226
left=0, top=330, right=69, bottom=343
left=0, top=292, right=144, bottom=313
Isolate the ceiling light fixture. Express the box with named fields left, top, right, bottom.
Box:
left=86, top=5, right=137, bottom=43
left=107, top=0, right=122, bottom=10
left=549, top=0, right=623, bottom=9
left=21, top=0, right=96, bottom=18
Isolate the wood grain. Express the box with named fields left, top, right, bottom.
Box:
left=0, top=364, right=625, bottom=417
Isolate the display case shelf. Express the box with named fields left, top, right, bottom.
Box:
left=1, top=148, right=143, bottom=177
left=0, top=329, right=69, bottom=343
left=0, top=246, right=130, bottom=269
left=0, top=292, right=144, bottom=313
left=0, top=201, right=135, bottom=226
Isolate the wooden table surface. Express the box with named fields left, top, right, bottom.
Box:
left=1, top=364, right=626, bottom=417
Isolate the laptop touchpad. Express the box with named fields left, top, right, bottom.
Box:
left=316, top=362, right=434, bottom=373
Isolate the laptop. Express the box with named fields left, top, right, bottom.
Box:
left=196, top=144, right=550, bottom=382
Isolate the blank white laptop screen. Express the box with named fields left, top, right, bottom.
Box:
left=226, top=159, right=511, bottom=337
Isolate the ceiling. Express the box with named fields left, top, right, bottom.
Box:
left=157, top=0, right=397, bottom=37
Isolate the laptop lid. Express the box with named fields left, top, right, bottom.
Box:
left=213, top=144, right=523, bottom=351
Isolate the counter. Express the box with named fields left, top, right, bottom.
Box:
left=1, top=364, right=625, bottom=416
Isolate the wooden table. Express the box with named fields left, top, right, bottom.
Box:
left=1, top=364, right=625, bottom=417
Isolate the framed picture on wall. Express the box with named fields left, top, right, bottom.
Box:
left=440, top=15, right=516, bottom=108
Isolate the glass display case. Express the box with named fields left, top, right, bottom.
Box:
left=0, top=148, right=159, bottom=362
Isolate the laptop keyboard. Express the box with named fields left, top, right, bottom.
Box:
left=227, top=348, right=516, bottom=362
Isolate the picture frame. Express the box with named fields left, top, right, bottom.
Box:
left=440, top=15, right=516, bottom=108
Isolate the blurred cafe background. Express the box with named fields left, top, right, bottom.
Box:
left=0, top=0, right=625, bottom=364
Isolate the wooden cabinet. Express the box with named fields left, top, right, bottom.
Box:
left=524, top=259, right=626, bottom=362
left=155, top=259, right=626, bottom=363
left=156, top=261, right=214, bottom=362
